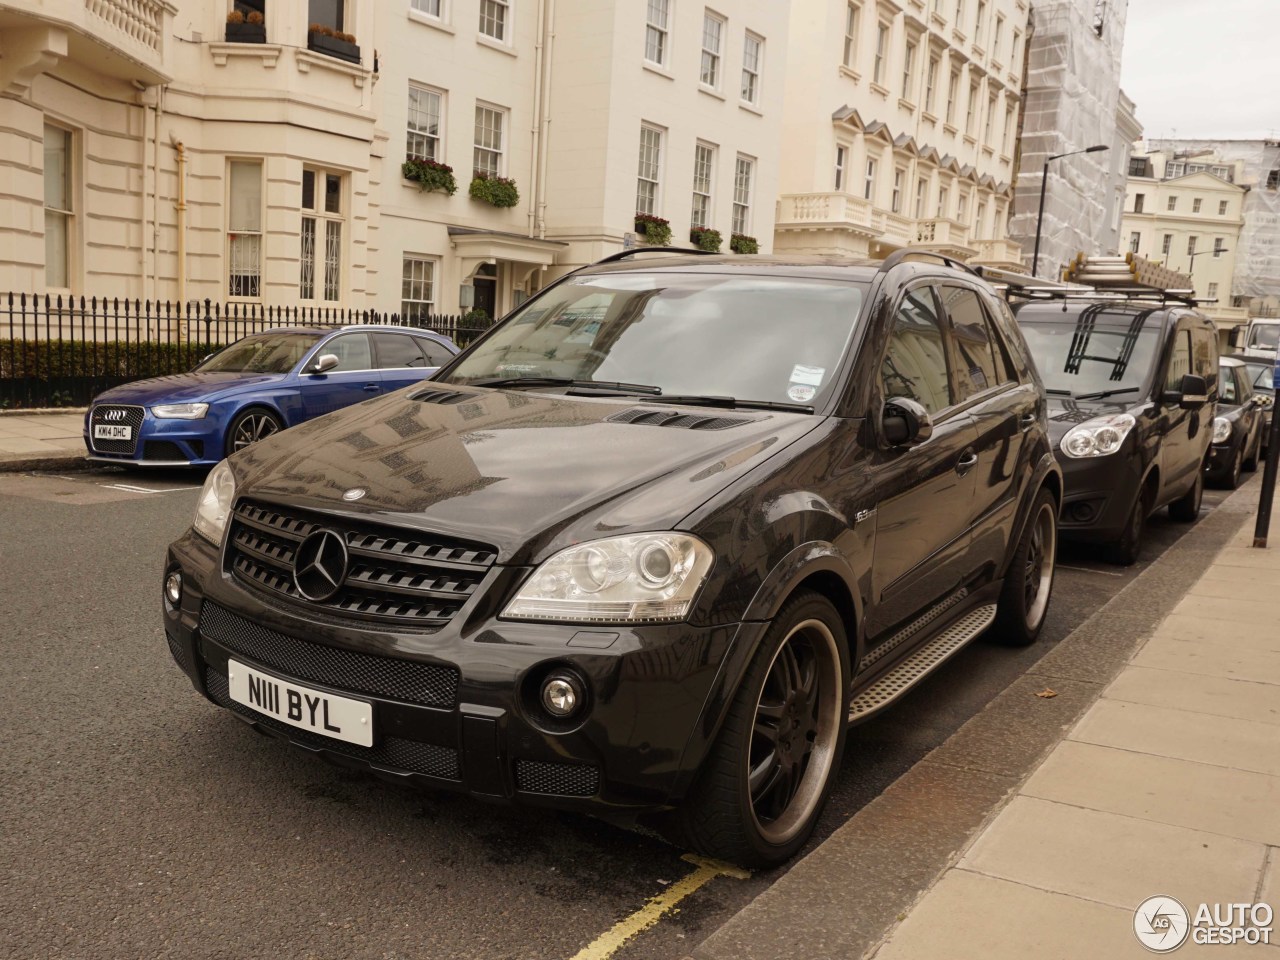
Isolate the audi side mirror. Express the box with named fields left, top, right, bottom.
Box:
left=883, top=397, right=934, bottom=446
left=310, top=353, right=339, bottom=374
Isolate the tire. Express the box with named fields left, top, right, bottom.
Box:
left=673, top=592, right=850, bottom=867
left=1244, top=428, right=1261, bottom=473
left=992, top=488, right=1057, bottom=646
left=1168, top=464, right=1203, bottom=522
left=1105, top=486, right=1149, bottom=567
left=226, top=407, right=283, bottom=456
left=1220, top=444, right=1244, bottom=490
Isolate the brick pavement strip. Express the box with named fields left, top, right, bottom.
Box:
left=688, top=483, right=1276, bottom=960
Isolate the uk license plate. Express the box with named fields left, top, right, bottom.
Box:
left=227, top=660, right=373, bottom=747
left=93, top=424, right=132, bottom=440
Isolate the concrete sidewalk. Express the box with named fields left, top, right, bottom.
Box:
left=0, top=409, right=88, bottom=470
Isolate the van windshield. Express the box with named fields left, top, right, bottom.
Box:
left=1248, top=324, right=1280, bottom=352
left=1019, top=320, right=1162, bottom=398
left=443, top=273, right=867, bottom=408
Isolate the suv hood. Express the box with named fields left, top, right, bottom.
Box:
left=1045, top=395, right=1146, bottom=446
left=233, top=388, right=821, bottom=564
left=94, top=372, right=286, bottom=405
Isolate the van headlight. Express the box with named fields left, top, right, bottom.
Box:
left=193, top=460, right=236, bottom=545
left=1212, top=417, right=1232, bottom=444
left=1061, top=414, right=1136, bottom=458
left=503, top=533, right=714, bottom=623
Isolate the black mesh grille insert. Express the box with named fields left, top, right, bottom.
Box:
left=89, top=404, right=144, bottom=454
left=605, top=408, right=759, bottom=430
left=144, top=440, right=186, bottom=462
left=205, top=671, right=460, bottom=781
left=165, top=631, right=189, bottom=672
left=514, top=760, right=601, bottom=797
left=200, top=601, right=459, bottom=708
left=226, top=499, right=497, bottom=630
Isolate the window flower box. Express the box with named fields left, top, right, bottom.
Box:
left=730, top=233, right=759, bottom=254
left=690, top=226, right=722, bottom=252
left=307, top=26, right=360, bottom=64
left=634, top=213, right=671, bottom=246
left=469, top=173, right=520, bottom=207
left=403, top=157, right=458, bottom=195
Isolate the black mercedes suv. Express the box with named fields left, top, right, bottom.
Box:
left=1014, top=300, right=1218, bottom=564
left=164, top=250, right=1061, bottom=867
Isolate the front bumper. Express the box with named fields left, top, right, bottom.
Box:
left=1053, top=450, right=1143, bottom=543
left=163, top=529, right=757, bottom=815
left=85, top=404, right=222, bottom=467
left=1205, top=439, right=1239, bottom=481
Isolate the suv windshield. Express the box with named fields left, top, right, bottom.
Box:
left=196, top=333, right=321, bottom=374
left=1019, top=318, right=1162, bottom=398
left=442, top=273, right=867, bottom=407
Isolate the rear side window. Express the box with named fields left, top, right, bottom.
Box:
left=1164, top=330, right=1192, bottom=392
left=881, top=286, right=953, bottom=416
left=415, top=337, right=454, bottom=366
left=373, top=333, right=429, bottom=368
left=1219, top=366, right=1238, bottom=404
left=938, top=285, right=1005, bottom=399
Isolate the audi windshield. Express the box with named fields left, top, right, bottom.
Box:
left=196, top=333, right=321, bottom=374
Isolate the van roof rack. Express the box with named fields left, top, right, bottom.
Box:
left=973, top=255, right=1200, bottom=308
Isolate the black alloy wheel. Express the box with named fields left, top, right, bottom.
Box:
left=227, top=408, right=283, bottom=455
left=993, top=487, right=1057, bottom=644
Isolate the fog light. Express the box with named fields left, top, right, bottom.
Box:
left=165, top=571, right=183, bottom=606
left=1069, top=502, right=1096, bottom=523
left=541, top=674, right=582, bottom=718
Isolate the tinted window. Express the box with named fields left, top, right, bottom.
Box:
left=939, top=286, right=1002, bottom=399
left=373, top=333, right=428, bottom=368
left=415, top=337, right=454, bottom=366
left=1191, top=325, right=1217, bottom=381
left=1165, top=330, right=1192, bottom=392
left=321, top=333, right=373, bottom=372
left=1018, top=316, right=1162, bottom=397
left=1245, top=362, right=1274, bottom=392
left=1219, top=365, right=1238, bottom=404
left=882, top=286, right=953, bottom=416
left=196, top=333, right=319, bottom=374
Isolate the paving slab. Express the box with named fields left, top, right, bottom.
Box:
left=1103, top=667, right=1280, bottom=727
left=1132, top=635, right=1280, bottom=686
left=1170, top=594, right=1280, bottom=627
left=1153, top=613, right=1280, bottom=652
left=1022, top=741, right=1280, bottom=847
left=1188, top=576, right=1280, bottom=601
left=959, top=795, right=1268, bottom=912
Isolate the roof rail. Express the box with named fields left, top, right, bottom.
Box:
left=590, top=246, right=720, bottom=266
left=878, top=249, right=981, bottom=277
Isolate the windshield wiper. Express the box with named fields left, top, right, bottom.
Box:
left=1044, top=389, right=1074, bottom=397
left=1073, top=387, right=1142, bottom=401
left=642, top=395, right=815, bottom=414
left=469, top=377, right=662, bottom=395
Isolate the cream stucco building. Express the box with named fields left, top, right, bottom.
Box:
left=773, top=0, right=1029, bottom=268
left=0, top=0, right=789, bottom=317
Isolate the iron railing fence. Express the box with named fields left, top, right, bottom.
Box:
left=0, top=294, right=492, bottom=408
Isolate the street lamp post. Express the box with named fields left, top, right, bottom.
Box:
left=1186, top=247, right=1228, bottom=283
left=1031, top=144, right=1111, bottom=278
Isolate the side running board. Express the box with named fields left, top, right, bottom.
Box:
left=848, top=604, right=998, bottom=724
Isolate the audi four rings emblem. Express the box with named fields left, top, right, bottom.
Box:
left=292, top=529, right=349, bottom=602
left=103, top=409, right=126, bottom=421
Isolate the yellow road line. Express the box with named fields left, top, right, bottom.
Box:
left=567, top=854, right=751, bottom=960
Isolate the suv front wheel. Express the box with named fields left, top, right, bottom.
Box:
left=993, top=488, right=1058, bottom=646
left=675, top=592, right=850, bottom=867
left=1168, top=464, right=1204, bottom=521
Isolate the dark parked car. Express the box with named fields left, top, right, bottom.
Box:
left=1014, top=300, right=1218, bottom=565
left=1241, top=359, right=1275, bottom=453
left=163, top=250, right=1062, bottom=867
left=85, top=325, right=458, bottom=467
left=1206, top=356, right=1267, bottom=488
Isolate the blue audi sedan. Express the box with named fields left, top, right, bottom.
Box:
left=84, top=325, right=459, bottom=467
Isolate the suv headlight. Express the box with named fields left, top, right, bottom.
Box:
left=152, top=402, right=209, bottom=419
left=503, top=533, right=714, bottom=623
left=1212, top=417, right=1232, bottom=444
left=1061, top=414, right=1136, bottom=459
left=193, top=460, right=236, bottom=545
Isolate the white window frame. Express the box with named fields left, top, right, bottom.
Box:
left=965, top=80, right=979, bottom=134
left=1129, top=232, right=1140, bottom=254
left=946, top=69, right=959, bottom=124
left=1219, top=199, right=1229, bottom=216
left=936, top=184, right=949, bottom=218
left=993, top=14, right=1003, bottom=60
left=843, top=3, right=860, bottom=69
left=1213, top=237, right=1225, bottom=258
left=984, top=92, right=996, bottom=142
left=402, top=255, right=438, bottom=320
left=864, top=156, right=878, bottom=202
left=925, top=53, right=939, bottom=112
left=975, top=200, right=986, bottom=234
left=1207, top=282, right=1219, bottom=299
left=732, top=154, right=754, bottom=235
left=974, top=0, right=986, bottom=44
left=478, top=0, right=509, bottom=42
left=741, top=32, right=763, bottom=105
left=891, top=167, right=904, bottom=213
left=474, top=102, right=507, bottom=177
left=43, top=122, right=75, bottom=291
left=902, top=39, right=916, bottom=100
left=637, top=123, right=664, bottom=216
left=1187, top=235, right=1197, bottom=256
left=410, top=0, right=443, bottom=19
left=691, top=141, right=715, bottom=228
left=227, top=158, right=263, bottom=300
left=407, top=84, right=444, bottom=161
left=1192, top=197, right=1202, bottom=213
left=646, top=0, right=671, bottom=67
left=1162, top=233, right=1172, bottom=256
left=701, top=10, right=725, bottom=90
left=1004, top=105, right=1015, bottom=153
left=957, top=189, right=969, bottom=222
left=873, top=20, right=890, bottom=86
left=835, top=144, right=848, bottom=192
left=914, top=176, right=928, bottom=219
left=1167, top=195, right=1177, bottom=211
left=300, top=167, right=346, bottom=304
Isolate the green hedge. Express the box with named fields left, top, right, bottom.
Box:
left=0, top=339, right=214, bottom=381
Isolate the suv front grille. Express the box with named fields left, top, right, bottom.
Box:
left=89, top=404, right=144, bottom=455
left=227, top=499, right=497, bottom=630
left=200, top=601, right=460, bottom=708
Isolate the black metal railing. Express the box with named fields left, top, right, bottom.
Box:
left=0, top=294, right=493, bottom=408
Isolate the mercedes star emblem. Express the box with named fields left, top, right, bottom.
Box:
left=342, top=487, right=367, bottom=502
left=292, top=529, right=349, bottom=602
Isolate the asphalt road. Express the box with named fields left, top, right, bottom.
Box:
left=0, top=466, right=1238, bottom=960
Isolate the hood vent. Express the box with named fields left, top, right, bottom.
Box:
left=605, top=408, right=760, bottom=431
left=411, top=388, right=478, bottom=405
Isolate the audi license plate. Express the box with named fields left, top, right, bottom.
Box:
left=93, top=424, right=132, bottom=440
left=227, top=660, right=374, bottom=747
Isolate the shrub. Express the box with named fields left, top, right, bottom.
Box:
left=226, top=9, right=245, bottom=23
left=634, top=213, right=671, bottom=246
left=469, top=173, right=520, bottom=207
left=730, top=233, right=759, bottom=254
left=0, top=339, right=215, bottom=384
left=403, top=157, right=458, bottom=195
left=690, top=226, right=722, bottom=252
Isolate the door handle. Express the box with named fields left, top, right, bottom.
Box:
left=364, top=384, right=380, bottom=392
left=956, top=450, right=979, bottom=474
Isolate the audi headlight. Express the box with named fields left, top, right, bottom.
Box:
left=503, top=533, right=714, bottom=623
left=152, top=402, right=209, bottom=419
left=193, top=460, right=236, bottom=546
left=1212, top=417, right=1232, bottom=444
left=1061, top=414, right=1136, bottom=459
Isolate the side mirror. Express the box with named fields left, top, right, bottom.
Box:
left=310, top=353, right=339, bottom=374
left=883, top=397, right=934, bottom=446
left=1165, top=373, right=1209, bottom=411
left=1228, top=326, right=1244, bottom=350
left=1252, top=393, right=1272, bottom=408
